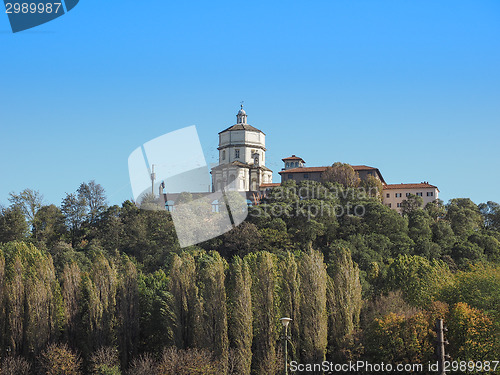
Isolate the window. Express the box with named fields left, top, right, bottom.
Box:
left=286, top=162, right=289, bottom=168
left=388, top=203, right=392, bottom=208
left=222, top=150, right=226, bottom=160
left=235, top=149, right=240, bottom=158
left=416, top=192, right=423, bottom=197
left=395, top=193, right=402, bottom=198
left=397, top=203, right=401, bottom=208
left=304, top=173, right=309, bottom=179
left=406, top=192, right=411, bottom=197
left=386, top=193, right=390, bottom=198
left=427, top=191, right=434, bottom=196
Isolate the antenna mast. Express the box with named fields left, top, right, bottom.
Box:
left=151, top=164, right=156, bottom=196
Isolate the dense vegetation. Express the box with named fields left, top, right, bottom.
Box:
left=0, top=180, right=499, bottom=374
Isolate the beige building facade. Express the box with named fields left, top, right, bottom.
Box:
left=382, top=183, right=439, bottom=213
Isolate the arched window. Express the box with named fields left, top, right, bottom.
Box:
left=222, top=150, right=226, bottom=160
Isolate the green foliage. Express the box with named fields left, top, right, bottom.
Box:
left=321, top=162, right=360, bottom=187
left=246, top=252, right=277, bottom=375
left=364, top=312, right=433, bottom=363
left=386, top=254, right=452, bottom=307
left=326, top=247, right=362, bottom=359
left=169, top=253, right=202, bottom=349
left=447, top=302, right=499, bottom=361
left=440, top=264, right=500, bottom=320
left=0, top=206, right=28, bottom=243
left=227, top=257, right=253, bottom=375
left=298, top=249, right=328, bottom=363
left=0, top=183, right=499, bottom=370
left=197, top=252, right=229, bottom=373
left=446, top=198, right=483, bottom=237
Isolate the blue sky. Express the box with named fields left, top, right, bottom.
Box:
left=1, top=0, right=499, bottom=207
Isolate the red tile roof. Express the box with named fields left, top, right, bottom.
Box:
left=260, top=183, right=281, bottom=188
left=278, top=165, right=377, bottom=174
left=279, top=166, right=327, bottom=174
left=383, top=183, right=439, bottom=191
left=278, top=165, right=386, bottom=184
left=282, top=155, right=305, bottom=162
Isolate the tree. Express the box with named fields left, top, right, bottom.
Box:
left=247, top=252, right=277, bottom=375
left=321, top=162, right=360, bottom=188
left=446, top=198, right=483, bottom=237
left=2, top=242, right=64, bottom=357
left=80, top=254, right=118, bottom=353
left=32, top=204, right=66, bottom=246
left=440, top=264, right=500, bottom=320
left=227, top=257, right=253, bottom=375
left=8, top=188, right=44, bottom=228
left=478, top=201, right=500, bottom=231
left=0, top=206, right=28, bottom=243
left=277, top=252, right=300, bottom=361
left=400, top=194, right=423, bottom=216
left=197, top=251, right=229, bottom=373
left=0, top=249, right=5, bottom=352
left=298, top=249, right=328, bottom=363
left=0, top=355, right=31, bottom=375
left=61, top=193, right=87, bottom=246
left=138, top=270, right=175, bottom=354
left=447, top=302, right=499, bottom=361
left=90, top=346, right=121, bottom=375
left=117, top=258, right=140, bottom=369
left=77, top=180, right=107, bottom=224
left=424, top=199, right=446, bottom=221
left=39, top=343, right=82, bottom=375
left=364, top=311, right=433, bottom=363
left=220, top=222, right=261, bottom=258
left=327, top=247, right=362, bottom=359
left=61, top=262, right=81, bottom=349
left=359, top=174, right=383, bottom=200
left=169, top=253, right=202, bottom=349
left=386, top=254, right=452, bottom=307
left=157, top=347, right=220, bottom=375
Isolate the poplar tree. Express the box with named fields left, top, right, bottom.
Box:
left=81, top=254, right=118, bottom=353
left=228, top=256, right=253, bottom=375
left=117, top=258, right=140, bottom=369
left=327, top=247, right=362, bottom=357
left=61, top=262, right=81, bottom=348
left=278, top=252, right=300, bottom=360
left=247, top=252, right=277, bottom=375
left=0, top=250, right=5, bottom=351
left=198, top=251, right=229, bottom=373
left=298, top=249, right=328, bottom=363
left=2, top=243, right=63, bottom=357
left=169, top=253, right=202, bottom=349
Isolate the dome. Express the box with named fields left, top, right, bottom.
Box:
left=238, top=108, right=246, bottom=115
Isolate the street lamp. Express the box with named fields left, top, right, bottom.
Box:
left=280, top=317, right=292, bottom=375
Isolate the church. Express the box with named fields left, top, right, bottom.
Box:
left=211, top=105, right=273, bottom=192
left=162, top=105, right=439, bottom=213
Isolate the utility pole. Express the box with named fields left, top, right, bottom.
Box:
left=435, top=318, right=449, bottom=375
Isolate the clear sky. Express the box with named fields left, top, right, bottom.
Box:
left=1, top=0, right=499, bottom=208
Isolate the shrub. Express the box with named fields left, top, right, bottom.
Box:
left=39, top=343, right=81, bottom=375
left=0, top=356, right=31, bottom=375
